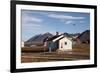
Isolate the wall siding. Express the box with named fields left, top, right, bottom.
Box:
left=59, top=37, right=72, bottom=51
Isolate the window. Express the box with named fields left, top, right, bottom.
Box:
left=65, top=42, right=67, bottom=45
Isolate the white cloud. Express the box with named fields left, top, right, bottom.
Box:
left=79, top=21, right=85, bottom=23
left=22, top=15, right=42, bottom=23
left=22, top=24, right=42, bottom=32
left=22, top=23, right=42, bottom=32
left=48, top=14, right=85, bottom=20
left=48, top=14, right=85, bottom=25
left=22, top=11, right=43, bottom=29
left=23, top=23, right=41, bottom=27
left=65, top=20, right=74, bottom=24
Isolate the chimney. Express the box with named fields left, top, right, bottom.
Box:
left=56, top=31, right=59, bottom=36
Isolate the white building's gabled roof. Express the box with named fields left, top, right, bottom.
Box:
left=52, top=35, right=64, bottom=42
left=52, top=35, right=72, bottom=42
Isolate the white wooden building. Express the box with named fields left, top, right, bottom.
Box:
left=48, top=35, right=72, bottom=51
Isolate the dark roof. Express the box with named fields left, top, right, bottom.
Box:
left=47, top=35, right=61, bottom=41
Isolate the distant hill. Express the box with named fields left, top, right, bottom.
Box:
left=77, top=30, right=90, bottom=43
left=69, top=33, right=80, bottom=38
left=63, top=32, right=72, bottom=37
left=26, top=34, right=42, bottom=42
left=25, top=32, right=53, bottom=44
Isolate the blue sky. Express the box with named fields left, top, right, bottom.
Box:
left=21, top=10, right=90, bottom=41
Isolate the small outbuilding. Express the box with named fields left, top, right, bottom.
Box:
left=21, top=41, right=24, bottom=47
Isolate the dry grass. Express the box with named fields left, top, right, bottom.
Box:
left=21, top=44, right=90, bottom=63
left=22, top=46, right=48, bottom=52
left=72, top=44, right=90, bottom=54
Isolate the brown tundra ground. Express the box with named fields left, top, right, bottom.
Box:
left=21, top=44, right=90, bottom=63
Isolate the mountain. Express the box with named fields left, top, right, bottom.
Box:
left=63, top=32, right=73, bottom=37
left=69, top=33, right=80, bottom=38
left=77, top=30, right=90, bottom=43
left=26, top=34, right=42, bottom=42
left=25, top=32, right=53, bottom=44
